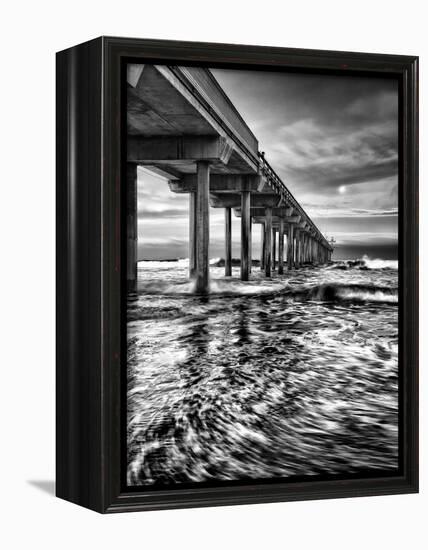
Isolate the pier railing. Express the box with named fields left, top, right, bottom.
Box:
left=258, top=152, right=332, bottom=250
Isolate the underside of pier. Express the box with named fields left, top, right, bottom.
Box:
left=127, top=64, right=333, bottom=293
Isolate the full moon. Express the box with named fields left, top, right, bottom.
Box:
left=339, top=185, right=346, bottom=194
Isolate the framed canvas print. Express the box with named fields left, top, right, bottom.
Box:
left=56, top=37, right=418, bottom=513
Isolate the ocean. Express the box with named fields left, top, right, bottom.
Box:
left=127, top=257, right=399, bottom=487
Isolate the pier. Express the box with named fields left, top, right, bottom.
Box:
left=127, top=64, right=333, bottom=293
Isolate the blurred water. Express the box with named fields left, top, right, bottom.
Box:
left=127, top=258, right=399, bottom=486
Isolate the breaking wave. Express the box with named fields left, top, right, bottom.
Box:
left=328, top=255, right=398, bottom=271
left=134, top=260, right=398, bottom=304
left=292, top=283, right=398, bottom=304
left=131, top=281, right=397, bottom=315
left=361, top=255, right=398, bottom=270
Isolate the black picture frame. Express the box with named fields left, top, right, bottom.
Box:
left=56, top=36, right=418, bottom=513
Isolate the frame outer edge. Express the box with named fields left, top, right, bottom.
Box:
left=56, top=37, right=105, bottom=513
left=57, top=37, right=419, bottom=513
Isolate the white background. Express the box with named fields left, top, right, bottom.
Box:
left=0, top=1, right=425, bottom=548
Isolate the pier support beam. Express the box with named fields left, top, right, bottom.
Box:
left=301, top=233, right=305, bottom=264
left=189, top=192, right=197, bottom=277
left=127, top=163, right=138, bottom=293
left=272, top=229, right=277, bottom=271
left=295, top=230, right=300, bottom=268
left=265, top=207, right=272, bottom=277
left=287, top=223, right=294, bottom=270
left=278, top=218, right=285, bottom=275
left=304, top=234, right=308, bottom=263
left=249, top=215, right=253, bottom=274
left=260, top=223, right=265, bottom=270
left=302, top=233, right=306, bottom=264
left=240, top=186, right=251, bottom=281
left=225, top=207, right=232, bottom=276
left=195, top=161, right=210, bottom=294
left=300, top=232, right=304, bottom=266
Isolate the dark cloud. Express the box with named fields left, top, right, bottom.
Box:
left=313, top=214, right=397, bottom=234
left=334, top=243, right=398, bottom=260
left=138, top=208, right=187, bottom=220
left=282, top=157, right=397, bottom=191
left=213, top=68, right=399, bottom=194
left=212, top=69, right=398, bottom=134
left=351, top=208, right=398, bottom=217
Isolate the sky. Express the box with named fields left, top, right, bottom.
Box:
left=135, top=67, right=399, bottom=261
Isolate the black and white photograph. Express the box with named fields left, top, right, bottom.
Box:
left=125, top=63, right=400, bottom=488
left=2, top=0, right=423, bottom=542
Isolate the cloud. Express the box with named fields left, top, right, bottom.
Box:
left=349, top=208, right=398, bottom=217
left=213, top=68, right=398, bottom=197
left=302, top=205, right=398, bottom=218
left=138, top=208, right=187, bottom=220
left=332, top=232, right=398, bottom=245
left=266, top=118, right=398, bottom=193
left=138, top=236, right=187, bottom=245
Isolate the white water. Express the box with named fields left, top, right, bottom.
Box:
left=361, top=255, right=398, bottom=270
left=127, top=258, right=399, bottom=487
